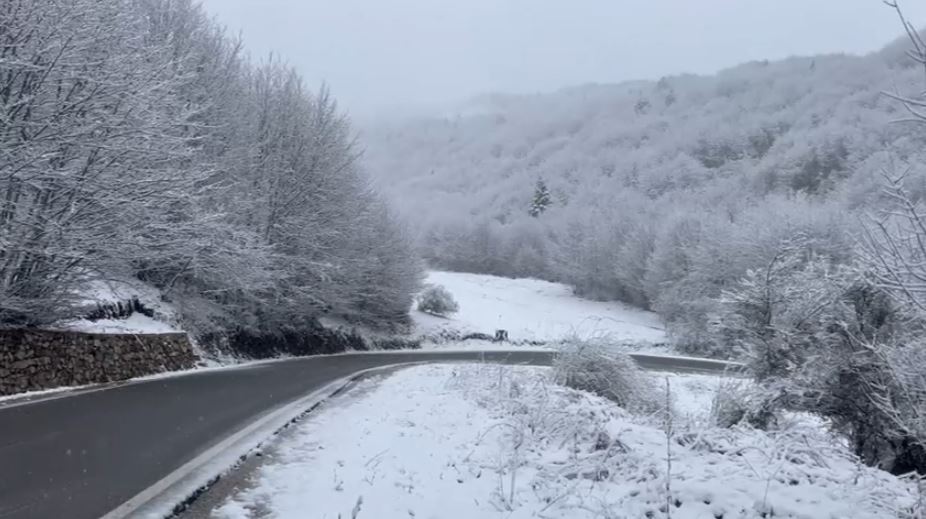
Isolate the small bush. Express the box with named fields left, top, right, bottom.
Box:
left=709, top=379, right=749, bottom=428
left=416, top=284, right=459, bottom=317
left=553, top=337, right=662, bottom=415
left=709, top=379, right=781, bottom=430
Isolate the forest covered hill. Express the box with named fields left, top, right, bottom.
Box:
left=362, top=34, right=926, bottom=352
left=365, top=38, right=924, bottom=222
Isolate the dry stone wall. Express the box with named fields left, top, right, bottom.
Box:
left=0, top=329, right=197, bottom=396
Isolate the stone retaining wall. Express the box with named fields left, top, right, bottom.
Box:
left=0, top=329, right=197, bottom=396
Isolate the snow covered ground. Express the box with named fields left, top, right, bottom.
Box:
left=208, top=365, right=920, bottom=519
left=55, top=278, right=180, bottom=334
left=59, top=312, right=178, bottom=334
left=413, top=271, right=666, bottom=346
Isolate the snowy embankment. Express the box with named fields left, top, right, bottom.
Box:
left=210, top=365, right=919, bottom=519
left=55, top=278, right=180, bottom=334
left=413, top=271, right=667, bottom=349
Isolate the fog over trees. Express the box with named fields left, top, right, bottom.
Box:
left=0, top=0, right=422, bottom=337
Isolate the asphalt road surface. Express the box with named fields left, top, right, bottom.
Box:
left=0, top=350, right=738, bottom=519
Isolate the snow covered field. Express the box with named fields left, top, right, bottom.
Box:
left=209, top=365, right=920, bottom=519
left=413, top=271, right=666, bottom=346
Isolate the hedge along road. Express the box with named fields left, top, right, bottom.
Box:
left=0, top=349, right=741, bottom=519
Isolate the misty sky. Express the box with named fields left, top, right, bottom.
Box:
left=198, top=0, right=926, bottom=117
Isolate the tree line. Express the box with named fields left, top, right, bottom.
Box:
left=0, top=0, right=423, bottom=341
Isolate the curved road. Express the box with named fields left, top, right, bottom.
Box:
left=0, top=350, right=738, bottom=519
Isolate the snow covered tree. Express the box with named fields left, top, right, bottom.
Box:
left=718, top=242, right=840, bottom=380
left=0, top=0, right=200, bottom=325
left=859, top=169, right=926, bottom=314
left=417, top=285, right=459, bottom=317
left=528, top=179, right=552, bottom=218
left=0, top=0, right=424, bottom=339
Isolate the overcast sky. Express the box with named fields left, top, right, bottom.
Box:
left=198, top=0, right=926, bottom=118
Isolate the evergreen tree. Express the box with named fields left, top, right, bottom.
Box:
left=529, top=179, right=552, bottom=218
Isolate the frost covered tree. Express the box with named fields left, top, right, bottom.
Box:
left=0, top=0, right=199, bottom=324
left=416, top=285, right=459, bottom=317
left=0, top=0, right=423, bottom=341
left=718, top=240, right=840, bottom=380
left=528, top=179, right=552, bottom=218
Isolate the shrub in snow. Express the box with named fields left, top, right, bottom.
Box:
left=718, top=243, right=842, bottom=381
left=553, top=337, right=663, bottom=415
left=774, top=282, right=926, bottom=475
left=709, top=380, right=749, bottom=428
left=803, top=333, right=926, bottom=476
left=416, top=284, right=459, bottom=317
left=709, top=379, right=782, bottom=430
left=719, top=260, right=926, bottom=473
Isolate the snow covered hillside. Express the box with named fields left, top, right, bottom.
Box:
left=210, top=365, right=920, bottom=519
left=413, top=271, right=666, bottom=345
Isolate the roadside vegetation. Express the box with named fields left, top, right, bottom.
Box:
left=210, top=364, right=923, bottom=519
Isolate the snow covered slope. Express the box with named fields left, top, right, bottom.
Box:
left=413, top=271, right=666, bottom=344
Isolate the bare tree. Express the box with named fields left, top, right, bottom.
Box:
left=859, top=170, right=926, bottom=312
left=884, top=1, right=926, bottom=121
left=860, top=4, right=926, bottom=313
